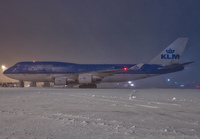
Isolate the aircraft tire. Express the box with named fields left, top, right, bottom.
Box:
left=30, top=82, right=37, bottom=87
left=79, top=84, right=97, bottom=88
left=43, top=82, right=50, bottom=87
left=19, top=81, right=24, bottom=87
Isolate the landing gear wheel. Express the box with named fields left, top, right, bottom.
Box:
left=19, top=81, right=24, bottom=87
left=43, top=82, right=50, bottom=87
left=30, top=82, right=36, bottom=87
left=79, top=84, right=97, bottom=88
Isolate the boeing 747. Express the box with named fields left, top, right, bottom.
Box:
left=3, top=38, right=192, bottom=88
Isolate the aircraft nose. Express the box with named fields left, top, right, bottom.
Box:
left=3, top=69, right=8, bottom=74
left=3, top=68, right=11, bottom=74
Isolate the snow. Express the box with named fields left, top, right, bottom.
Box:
left=0, top=88, right=199, bottom=139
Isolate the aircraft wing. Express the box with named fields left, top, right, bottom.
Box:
left=89, top=63, right=144, bottom=78
left=51, top=63, right=145, bottom=85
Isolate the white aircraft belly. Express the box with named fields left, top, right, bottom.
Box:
left=5, top=73, right=159, bottom=83
left=4, top=74, right=54, bottom=82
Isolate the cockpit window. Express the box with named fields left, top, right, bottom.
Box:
left=15, top=63, right=20, bottom=66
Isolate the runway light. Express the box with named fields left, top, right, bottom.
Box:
left=124, top=67, right=127, bottom=71
left=131, top=84, right=134, bottom=87
left=33, top=61, right=35, bottom=63
left=167, top=79, right=170, bottom=82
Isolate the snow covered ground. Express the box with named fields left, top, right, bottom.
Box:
left=0, top=88, right=199, bottom=139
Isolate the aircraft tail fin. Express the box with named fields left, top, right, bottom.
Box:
left=148, top=38, right=189, bottom=65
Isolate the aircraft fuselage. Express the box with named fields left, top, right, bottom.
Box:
left=4, top=61, right=184, bottom=82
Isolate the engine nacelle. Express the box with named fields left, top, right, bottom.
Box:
left=54, top=77, right=75, bottom=85
left=78, top=74, right=101, bottom=84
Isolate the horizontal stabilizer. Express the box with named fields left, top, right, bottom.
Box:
left=158, top=61, right=194, bottom=70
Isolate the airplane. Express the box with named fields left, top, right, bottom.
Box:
left=3, top=38, right=192, bottom=88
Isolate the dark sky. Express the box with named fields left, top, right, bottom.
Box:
left=0, top=0, right=200, bottom=84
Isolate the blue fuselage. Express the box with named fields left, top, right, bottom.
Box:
left=3, top=61, right=184, bottom=83
left=4, top=62, right=184, bottom=74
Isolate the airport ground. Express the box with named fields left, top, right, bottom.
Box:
left=0, top=88, right=199, bottom=139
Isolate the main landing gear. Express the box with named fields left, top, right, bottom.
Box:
left=79, top=84, right=97, bottom=88
left=30, top=82, right=36, bottom=87
left=19, top=81, right=24, bottom=87
left=43, top=82, right=50, bottom=87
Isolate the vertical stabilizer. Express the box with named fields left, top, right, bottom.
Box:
left=148, top=38, right=189, bottom=65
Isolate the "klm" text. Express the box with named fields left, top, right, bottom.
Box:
left=161, top=54, right=180, bottom=59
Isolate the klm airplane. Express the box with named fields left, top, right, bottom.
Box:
left=3, top=38, right=192, bottom=88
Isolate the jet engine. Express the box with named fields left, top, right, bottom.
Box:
left=54, top=77, right=75, bottom=85
left=78, top=74, right=101, bottom=84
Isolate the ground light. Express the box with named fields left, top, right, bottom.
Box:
left=1, top=65, right=7, bottom=72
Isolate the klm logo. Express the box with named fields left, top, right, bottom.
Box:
left=161, top=48, right=180, bottom=59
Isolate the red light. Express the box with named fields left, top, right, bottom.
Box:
left=196, top=86, right=200, bottom=89
left=124, top=67, right=127, bottom=71
left=33, top=61, right=35, bottom=63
